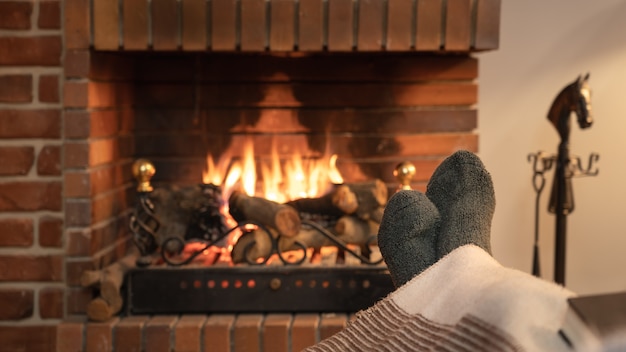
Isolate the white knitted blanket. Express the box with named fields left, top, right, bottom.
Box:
left=305, top=245, right=577, bottom=352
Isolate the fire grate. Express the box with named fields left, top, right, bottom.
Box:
left=125, top=266, right=394, bottom=314
left=123, top=159, right=407, bottom=316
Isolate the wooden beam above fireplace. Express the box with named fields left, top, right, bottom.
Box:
left=86, top=0, right=500, bottom=52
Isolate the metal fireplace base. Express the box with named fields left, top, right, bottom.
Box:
left=125, top=266, right=394, bottom=315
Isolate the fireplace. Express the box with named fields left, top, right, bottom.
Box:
left=60, top=48, right=484, bottom=351
left=0, top=0, right=500, bottom=350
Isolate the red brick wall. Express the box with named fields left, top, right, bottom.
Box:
left=0, top=0, right=482, bottom=350
left=57, top=313, right=347, bottom=351
left=0, top=1, right=135, bottom=349
left=62, top=5, right=136, bottom=323
left=0, top=0, right=63, bottom=349
left=63, top=50, right=136, bottom=317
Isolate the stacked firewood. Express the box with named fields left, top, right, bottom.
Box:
left=229, top=180, right=388, bottom=264
left=134, top=180, right=387, bottom=264
left=80, top=254, right=137, bottom=321
left=79, top=180, right=387, bottom=320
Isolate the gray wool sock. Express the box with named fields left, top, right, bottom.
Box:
left=377, top=190, right=439, bottom=287
left=425, top=150, right=495, bottom=258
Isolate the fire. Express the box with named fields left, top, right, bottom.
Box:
left=261, top=140, right=284, bottom=202
left=202, top=137, right=343, bottom=203
left=197, top=137, right=343, bottom=265
left=241, top=139, right=257, bottom=197
left=202, top=149, right=233, bottom=186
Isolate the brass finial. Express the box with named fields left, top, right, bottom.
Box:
left=393, top=161, right=416, bottom=190
left=132, top=159, right=155, bottom=192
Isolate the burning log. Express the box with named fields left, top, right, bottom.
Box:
left=231, top=226, right=328, bottom=264
left=229, top=191, right=301, bottom=237
left=286, top=180, right=388, bottom=221
left=369, top=206, right=385, bottom=224
left=138, top=184, right=226, bottom=255
left=81, top=254, right=136, bottom=321
left=344, top=244, right=364, bottom=265
left=341, top=180, right=388, bottom=220
left=285, top=187, right=347, bottom=218
left=335, top=216, right=380, bottom=261
left=319, top=246, right=339, bottom=265
left=284, top=227, right=335, bottom=250
left=230, top=229, right=275, bottom=264
left=334, top=216, right=379, bottom=244
left=150, top=185, right=200, bottom=245
left=230, top=216, right=379, bottom=264
left=331, top=184, right=359, bottom=214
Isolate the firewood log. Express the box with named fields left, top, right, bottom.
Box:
left=285, top=187, right=346, bottom=217
left=87, top=297, right=121, bottom=322
left=286, top=184, right=360, bottom=216
left=229, top=191, right=301, bottom=237
left=231, top=225, right=334, bottom=264
left=230, top=219, right=379, bottom=264
left=344, top=244, right=363, bottom=266
left=230, top=229, right=274, bottom=264
left=286, top=180, right=387, bottom=221
left=80, top=255, right=135, bottom=288
left=339, top=180, right=388, bottom=220
left=319, top=246, right=338, bottom=265
left=148, top=184, right=217, bottom=247
left=281, top=227, right=335, bottom=250
left=331, top=184, right=359, bottom=214
left=334, top=216, right=379, bottom=245
left=81, top=254, right=136, bottom=321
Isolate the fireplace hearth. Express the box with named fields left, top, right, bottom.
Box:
left=127, top=266, right=393, bottom=314
left=0, top=0, right=501, bottom=350
left=120, top=156, right=394, bottom=317
left=69, top=25, right=485, bottom=352
left=62, top=47, right=483, bottom=348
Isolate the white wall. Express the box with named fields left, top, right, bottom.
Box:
left=478, top=0, right=626, bottom=295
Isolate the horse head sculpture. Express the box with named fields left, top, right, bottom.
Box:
left=546, top=73, right=598, bottom=216
left=547, top=73, right=593, bottom=142
left=533, top=73, right=598, bottom=285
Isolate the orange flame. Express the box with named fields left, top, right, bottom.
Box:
left=202, top=149, right=233, bottom=186
left=241, top=138, right=256, bottom=197
left=200, top=138, right=343, bottom=263
left=261, top=140, right=283, bottom=202
left=204, top=139, right=342, bottom=203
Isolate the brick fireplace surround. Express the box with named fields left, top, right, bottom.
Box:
left=0, top=0, right=499, bottom=350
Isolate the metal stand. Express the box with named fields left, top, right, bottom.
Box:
left=529, top=74, right=597, bottom=285
left=129, top=159, right=160, bottom=267
left=551, top=150, right=599, bottom=284
left=528, top=151, right=598, bottom=284
left=160, top=219, right=382, bottom=267
left=127, top=158, right=384, bottom=268
left=528, top=152, right=554, bottom=277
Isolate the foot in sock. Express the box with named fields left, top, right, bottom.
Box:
left=377, top=190, right=440, bottom=287
left=425, top=150, right=495, bottom=258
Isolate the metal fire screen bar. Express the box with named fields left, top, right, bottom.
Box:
left=125, top=266, right=394, bottom=314
left=123, top=159, right=417, bottom=315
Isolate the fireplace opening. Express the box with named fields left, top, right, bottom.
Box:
left=68, top=50, right=479, bottom=322
left=123, top=149, right=394, bottom=316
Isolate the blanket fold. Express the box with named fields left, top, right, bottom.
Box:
left=306, top=245, right=576, bottom=352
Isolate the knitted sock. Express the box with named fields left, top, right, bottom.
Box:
left=377, top=190, right=439, bottom=287
left=425, top=150, right=495, bottom=258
